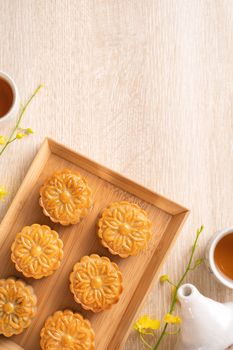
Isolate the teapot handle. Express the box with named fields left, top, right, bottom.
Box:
left=0, top=339, right=24, bottom=350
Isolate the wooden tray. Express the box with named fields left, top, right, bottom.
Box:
left=0, top=138, right=189, bottom=350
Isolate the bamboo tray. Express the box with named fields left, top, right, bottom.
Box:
left=0, top=138, right=189, bottom=350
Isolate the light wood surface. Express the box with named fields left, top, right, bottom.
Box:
left=0, top=339, right=23, bottom=350
left=0, top=1, right=233, bottom=349
left=0, top=139, right=188, bottom=349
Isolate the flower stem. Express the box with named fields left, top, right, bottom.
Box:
left=164, top=328, right=180, bottom=336
left=151, top=227, right=203, bottom=350
left=140, top=334, right=153, bottom=349
left=0, top=84, right=43, bottom=157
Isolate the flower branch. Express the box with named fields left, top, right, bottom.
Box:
left=134, top=225, right=204, bottom=350
left=0, top=85, right=43, bottom=202
left=0, top=84, right=43, bottom=157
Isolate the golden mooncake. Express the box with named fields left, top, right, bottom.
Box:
left=98, top=201, right=152, bottom=258
left=11, top=224, right=63, bottom=279
left=70, top=254, right=123, bottom=312
left=0, top=278, right=37, bottom=337
left=40, top=310, right=95, bottom=350
left=39, top=169, right=92, bottom=226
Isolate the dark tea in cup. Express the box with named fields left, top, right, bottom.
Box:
left=214, top=233, right=233, bottom=280
left=0, top=77, right=14, bottom=118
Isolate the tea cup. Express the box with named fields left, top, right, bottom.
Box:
left=205, top=227, right=233, bottom=289
left=0, top=71, right=20, bottom=126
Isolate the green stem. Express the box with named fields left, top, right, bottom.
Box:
left=140, top=334, right=152, bottom=349
left=164, top=328, right=180, bottom=336
left=8, top=137, right=17, bottom=144
left=167, top=280, right=176, bottom=287
left=151, top=227, right=203, bottom=350
left=0, top=84, right=43, bottom=157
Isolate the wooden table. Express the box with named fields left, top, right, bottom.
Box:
left=1, top=1, right=233, bottom=349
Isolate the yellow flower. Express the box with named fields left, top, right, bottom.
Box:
left=0, top=186, right=7, bottom=201
left=134, top=315, right=160, bottom=334
left=25, top=128, right=34, bottom=134
left=164, top=313, right=182, bottom=324
left=160, top=274, right=170, bottom=283
left=16, top=128, right=34, bottom=139
left=0, top=136, right=6, bottom=145
left=194, top=258, right=203, bottom=268
left=16, top=133, right=25, bottom=139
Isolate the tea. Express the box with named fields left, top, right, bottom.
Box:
left=0, top=77, right=13, bottom=118
left=214, top=233, right=233, bottom=280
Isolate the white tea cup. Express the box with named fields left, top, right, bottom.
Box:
left=0, top=71, right=20, bottom=126
left=205, top=227, right=233, bottom=289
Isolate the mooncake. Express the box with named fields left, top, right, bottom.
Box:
left=98, top=201, right=152, bottom=258
left=11, top=224, right=63, bottom=279
left=40, top=310, right=95, bottom=350
left=70, top=254, right=123, bottom=312
left=0, top=278, right=37, bottom=337
left=39, top=169, right=92, bottom=225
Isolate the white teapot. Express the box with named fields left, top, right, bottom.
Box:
left=175, top=284, right=233, bottom=350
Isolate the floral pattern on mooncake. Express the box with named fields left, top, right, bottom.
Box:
left=70, top=254, right=123, bottom=312
left=39, top=169, right=92, bottom=226
left=11, top=224, right=63, bottom=279
left=0, top=278, right=37, bottom=337
left=40, top=310, right=95, bottom=350
left=98, top=201, right=152, bottom=258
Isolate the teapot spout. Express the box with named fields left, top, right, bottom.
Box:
left=175, top=284, right=233, bottom=350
